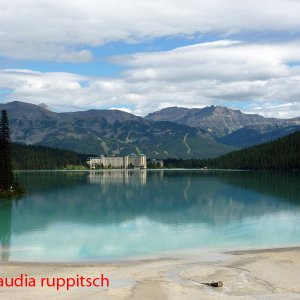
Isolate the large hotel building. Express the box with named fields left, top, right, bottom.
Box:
left=87, top=154, right=147, bottom=169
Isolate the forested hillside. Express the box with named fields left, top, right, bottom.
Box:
left=12, top=143, right=88, bottom=170
left=0, top=101, right=235, bottom=158
left=211, top=131, right=300, bottom=170
left=164, top=131, right=300, bottom=170
left=11, top=131, right=300, bottom=170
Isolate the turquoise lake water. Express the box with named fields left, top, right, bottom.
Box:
left=0, top=170, right=300, bottom=262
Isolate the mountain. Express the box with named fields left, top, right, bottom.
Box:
left=145, top=106, right=300, bottom=146
left=0, top=101, right=235, bottom=158
left=2, top=101, right=299, bottom=158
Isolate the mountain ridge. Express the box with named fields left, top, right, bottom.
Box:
left=1, top=101, right=299, bottom=157
left=146, top=105, right=300, bottom=146
left=0, top=101, right=235, bottom=158
left=146, top=105, right=299, bottom=133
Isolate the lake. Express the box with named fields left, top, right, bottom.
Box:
left=0, top=170, right=300, bottom=262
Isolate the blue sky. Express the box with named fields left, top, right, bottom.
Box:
left=0, top=0, right=300, bottom=118
left=2, top=36, right=214, bottom=76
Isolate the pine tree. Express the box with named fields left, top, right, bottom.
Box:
left=0, top=110, right=14, bottom=190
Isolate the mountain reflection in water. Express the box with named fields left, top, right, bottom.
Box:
left=0, top=170, right=299, bottom=262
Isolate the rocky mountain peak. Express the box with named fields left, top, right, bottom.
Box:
left=38, top=103, right=50, bottom=110
left=207, top=105, right=240, bottom=116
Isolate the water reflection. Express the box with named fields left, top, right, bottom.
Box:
left=88, top=170, right=147, bottom=185
left=0, top=170, right=299, bottom=261
left=10, top=171, right=300, bottom=228
left=0, top=200, right=12, bottom=261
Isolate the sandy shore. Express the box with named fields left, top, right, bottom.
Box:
left=1, top=247, right=300, bottom=299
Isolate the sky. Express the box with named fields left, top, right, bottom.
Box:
left=0, top=0, right=300, bottom=118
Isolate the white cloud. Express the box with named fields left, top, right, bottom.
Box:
left=1, top=40, right=300, bottom=118
left=1, top=0, right=300, bottom=61
left=118, top=40, right=300, bottom=82
left=246, top=102, right=300, bottom=119
left=110, top=107, right=132, bottom=114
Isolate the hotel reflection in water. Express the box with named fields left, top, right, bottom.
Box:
left=88, top=170, right=148, bottom=185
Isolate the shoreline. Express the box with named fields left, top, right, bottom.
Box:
left=1, top=245, right=300, bottom=266
left=1, top=246, right=300, bottom=299
left=14, top=169, right=299, bottom=173
left=227, top=245, right=300, bottom=255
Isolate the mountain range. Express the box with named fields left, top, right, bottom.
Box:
left=145, top=106, right=300, bottom=144
left=1, top=101, right=299, bottom=158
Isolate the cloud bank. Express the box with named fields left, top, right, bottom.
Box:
left=1, top=40, right=300, bottom=118
left=1, top=0, right=300, bottom=61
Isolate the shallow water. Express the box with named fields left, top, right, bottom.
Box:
left=0, top=170, right=300, bottom=262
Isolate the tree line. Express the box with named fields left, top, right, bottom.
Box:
left=11, top=143, right=88, bottom=170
